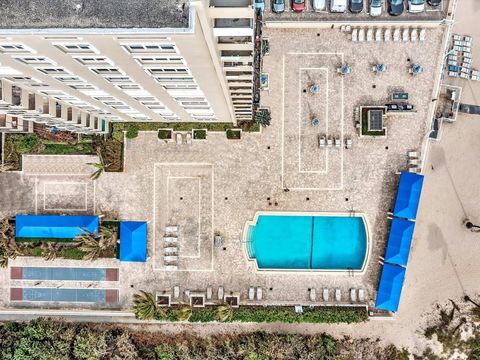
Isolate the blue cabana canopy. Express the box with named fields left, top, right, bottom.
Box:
left=393, top=172, right=424, bottom=220
left=384, top=218, right=415, bottom=267
left=15, top=215, right=98, bottom=239
left=119, top=221, right=147, bottom=262
left=375, top=263, right=406, bottom=312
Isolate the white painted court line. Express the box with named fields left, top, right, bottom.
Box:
left=42, top=182, right=88, bottom=211
left=152, top=163, right=214, bottom=272
left=165, top=176, right=202, bottom=259
left=297, top=67, right=329, bottom=174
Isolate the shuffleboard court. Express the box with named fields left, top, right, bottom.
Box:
left=10, top=267, right=118, bottom=281
left=11, top=288, right=118, bottom=303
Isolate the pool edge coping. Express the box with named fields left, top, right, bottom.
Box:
left=242, top=211, right=371, bottom=276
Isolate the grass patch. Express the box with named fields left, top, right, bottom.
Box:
left=20, top=244, right=85, bottom=260
left=42, top=142, right=95, bottom=155
left=16, top=237, right=75, bottom=243
left=226, top=129, right=241, bottom=140
left=157, top=129, right=172, bottom=140
left=193, top=129, right=207, bottom=140
left=155, top=305, right=367, bottom=324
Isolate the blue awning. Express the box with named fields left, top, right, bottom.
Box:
left=384, top=218, right=415, bottom=267
left=393, top=172, right=424, bottom=220
left=119, top=221, right=147, bottom=262
left=375, top=263, right=406, bottom=312
left=15, top=215, right=98, bottom=239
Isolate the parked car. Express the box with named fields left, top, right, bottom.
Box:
left=313, top=0, right=327, bottom=11
left=330, top=0, right=347, bottom=12
left=370, top=0, right=383, bottom=16
left=427, top=0, right=441, bottom=5
left=349, top=0, right=364, bottom=12
left=292, top=0, right=306, bottom=11
left=273, top=0, right=285, bottom=12
left=254, top=0, right=265, bottom=12
left=408, top=0, right=425, bottom=12
left=388, top=0, right=404, bottom=15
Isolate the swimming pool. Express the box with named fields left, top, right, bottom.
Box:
left=244, top=212, right=369, bottom=272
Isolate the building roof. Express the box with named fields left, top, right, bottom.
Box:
left=0, top=0, right=190, bottom=29
left=15, top=215, right=99, bottom=239
left=119, top=221, right=147, bottom=262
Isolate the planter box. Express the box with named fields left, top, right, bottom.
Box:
left=156, top=293, right=171, bottom=307
left=192, top=129, right=207, bottom=141
left=226, top=129, right=242, bottom=140
left=224, top=295, right=240, bottom=308
left=158, top=129, right=173, bottom=142
left=190, top=293, right=205, bottom=308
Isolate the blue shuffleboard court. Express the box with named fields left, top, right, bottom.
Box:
left=247, top=214, right=368, bottom=270
left=22, top=267, right=107, bottom=281
left=22, top=288, right=107, bottom=303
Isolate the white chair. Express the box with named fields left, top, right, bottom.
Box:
left=358, top=288, right=366, bottom=302
left=366, top=28, right=373, bottom=42
left=409, top=159, right=421, bottom=166
left=322, top=288, right=329, bottom=302
left=335, top=137, right=341, bottom=149
left=402, top=29, right=409, bottom=42
left=419, top=29, right=426, bottom=42
left=335, top=288, right=341, bottom=302
left=393, top=29, right=400, bottom=42
left=408, top=151, right=419, bottom=158
left=163, top=236, right=177, bottom=244
left=375, top=29, right=382, bottom=42
left=309, top=288, right=316, bottom=302
left=186, top=132, right=192, bottom=145
left=164, top=246, right=177, bottom=254
left=218, top=286, right=224, bottom=300
left=384, top=28, right=391, bottom=42
left=164, top=255, right=178, bottom=262
left=176, top=133, right=182, bottom=145
left=358, top=28, right=365, bottom=42
left=173, top=285, right=180, bottom=299
left=248, top=287, right=255, bottom=300
left=327, top=137, right=333, bottom=148
left=165, top=225, right=179, bottom=233
left=411, top=29, right=418, bottom=42
left=256, top=287, right=263, bottom=300
left=350, top=288, right=357, bottom=302
left=346, top=138, right=352, bottom=149
left=351, top=28, right=358, bottom=42
left=165, top=265, right=177, bottom=271
left=319, top=135, right=326, bottom=149
left=206, top=286, right=212, bottom=300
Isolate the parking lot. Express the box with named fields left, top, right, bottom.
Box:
left=263, top=0, right=449, bottom=22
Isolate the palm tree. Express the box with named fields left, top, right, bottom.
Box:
left=216, top=303, right=233, bottom=322
left=133, top=291, right=158, bottom=320
left=0, top=218, right=23, bottom=267
left=41, top=242, right=58, bottom=261
left=173, top=303, right=192, bottom=322
left=75, top=226, right=116, bottom=261
left=88, top=149, right=110, bottom=181
left=255, top=109, right=271, bottom=128
left=0, top=164, right=14, bottom=173
left=0, top=252, right=9, bottom=268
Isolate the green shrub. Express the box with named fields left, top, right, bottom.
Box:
left=158, top=129, right=172, bottom=140
left=17, top=134, right=39, bottom=153
left=193, top=129, right=207, bottom=140
left=125, top=125, right=139, bottom=139
left=226, top=129, right=241, bottom=140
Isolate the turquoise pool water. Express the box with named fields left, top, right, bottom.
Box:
left=246, top=214, right=367, bottom=270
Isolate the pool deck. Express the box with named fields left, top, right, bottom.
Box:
left=0, top=24, right=447, bottom=311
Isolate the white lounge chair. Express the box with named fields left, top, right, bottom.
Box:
left=256, top=287, right=263, bottom=300
left=164, top=255, right=178, bottom=262
left=164, top=246, right=177, bottom=254
left=186, top=132, right=192, bottom=145
left=393, top=29, right=400, bottom=42
left=176, top=133, right=182, bottom=145
left=345, top=138, right=352, bottom=149
left=310, top=288, right=316, bottom=302
left=419, top=29, right=426, bottom=42
left=350, top=288, right=357, bottom=302
left=351, top=28, right=358, bottom=42
left=402, top=29, right=409, bottom=42
left=327, top=137, right=333, bottom=148
left=375, top=29, right=382, bottom=42
left=206, top=286, right=212, bottom=300
left=335, top=137, right=341, bottom=149
left=323, top=288, right=329, bottom=302
left=173, top=285, right=180, bottom=299
left=384, top=28, right=391, bottom=42
left=408, top=151, right=419, bottom=158
left=358, top=28, right=365, bottom=42
left=163, top=236, right=177, bottom=244
left=409, top=166, right=421, bottom=173
left=335, top=288, right=341, bottom=302
left=165, top=225, right=179, bottom=233
left=366, top=28, right=373, bottom=42
left=319, top=135, right=326, bottom=149
left=411, top=29, right=418, bottom=42
left=409, top=159, right=421, bottom=166
left=165, top=265, right=177, bottom=271
left=248, top=287, right=255, bottom=301
left=358, top=288, right=366, bottom=302
left=218, top=286, right=224, bottom=300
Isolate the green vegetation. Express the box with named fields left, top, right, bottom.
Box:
left=226, top=129, right=242, bottom=140
left=125, top=124, right=139, bottom=139
left=16, top=237, right=74, bottom=243
left=42, top=142, right=95, bottom=155
left=0, top=318, right=410, bottom=360
left=157, top=129, right=172, bottom=140
left=361, top=108, right=386, bottom=137
left=193, top=129, right=207, bottom=140
left=255, top=108, right=271, bottom=127
left=16, top=133, right=40, bottom=153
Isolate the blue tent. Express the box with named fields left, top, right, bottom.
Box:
left=393, top=172, right=424, bottom=220
left=384, top=218, right=415, bottom=266
left=375, top=263, right=406, bottom=312
left=16, top=215, right=98, bottom=239
left=119, top=221, right=147, bottom=262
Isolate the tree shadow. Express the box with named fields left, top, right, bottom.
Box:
left=427, top=223, right=448, bottom=264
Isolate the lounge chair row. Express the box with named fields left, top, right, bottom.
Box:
left=319, top=135, right=352, bottom=149
left=175, top=132, right=192, bottom=145
left=248, top=287, right=263, bottom=301
left=351, top=28, right=426, bottom=43
left=164, top=225, right=179, bottom=270
left=310, top=287, right=366, bottom=303
left=172, top=285, right=226, bottom=302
